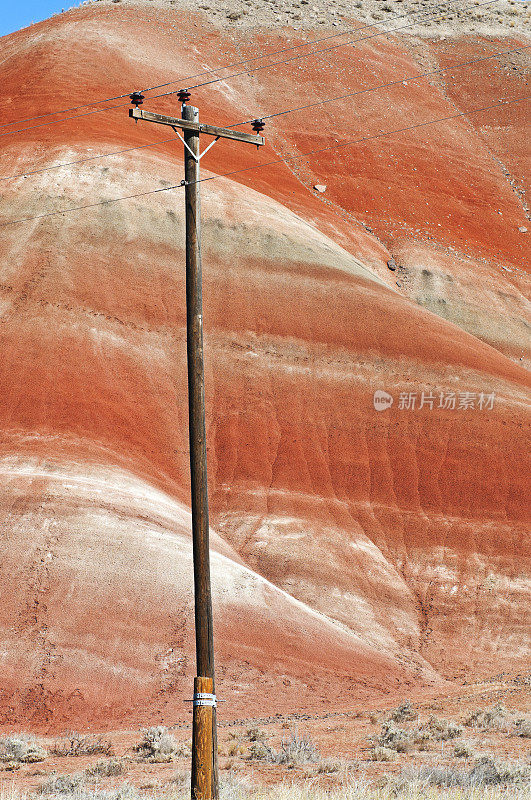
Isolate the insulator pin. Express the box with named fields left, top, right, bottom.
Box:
left=251, top=118, right=265, bottom=134
left=130, top=91, right=145, bottom=107
left=178, top=89, right=191, bottom=104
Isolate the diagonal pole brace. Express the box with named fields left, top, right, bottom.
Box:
left=197, top=136, right=221, bottom=161
left=172, top=128, right=221, bottom=162
left=172, top=126, right=199, bottom=161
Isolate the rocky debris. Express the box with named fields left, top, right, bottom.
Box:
left=90, top=0, right=531, bottom=36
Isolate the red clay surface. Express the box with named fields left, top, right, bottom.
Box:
left=0, top=2, right=529, bottom=732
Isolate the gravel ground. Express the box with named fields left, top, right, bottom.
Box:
left=88, top=0, right=531, bottom=37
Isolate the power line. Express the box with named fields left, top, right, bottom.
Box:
left=0, top=0, right=501, bottom=139
left=1, top=94, right=527, bottom=229
left=0, top=0, right=484, bottom=130
left=1, top=45, right=525, bottom=182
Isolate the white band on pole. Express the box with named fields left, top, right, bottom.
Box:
left=193, top=692, right=217, bottom=707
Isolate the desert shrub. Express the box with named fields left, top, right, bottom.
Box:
left=52, top=733, right=112, bottom=758
left=405, top=757, right=529, bottom=789
left=0, top=734, right=47, bottom=763
left=247, top=741, right=276, bottom=762
left=226, top=741, right=245, bottom=757
left=419, top=715, right=462, bottom=741
left=275, top=730, right=320, bottom=766
left=84, top=759, right=125, bottom=778
left=245, top=728, right=267, bottom=743
left=244, top=728, right=276, bottom=761
left=378, top=716, right=460, bottom=753
left=470, top=755, right=530, bottom=787
left=134, top=726, right=187, bottom=762
left=454, top=740, right=477, bottom=758
left=369, top=746, right=397, bottom=762
left=39, top=772, right=84, bottom=794
left=464, top=707, right=531, bottom=738
left=378, top=724, right=415, bottom=753
left=513, top=718, right=531, bottom=738
left=464, top=705, right=510, bottom=731
left=390, top=701, right=417, bottom=723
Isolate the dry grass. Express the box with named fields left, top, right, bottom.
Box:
left=4, top=780, right=531, bottom=799
left=464, top=705, right=511, bottom=731
left=397, top=756, right=530, bottom=789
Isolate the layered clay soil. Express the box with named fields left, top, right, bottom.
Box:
left=0, top=0, right=529, bottom=732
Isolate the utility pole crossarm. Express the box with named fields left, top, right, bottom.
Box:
left=129, top=107, right=265, bottom=146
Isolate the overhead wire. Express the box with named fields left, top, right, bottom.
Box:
left=0, top=0, right=503, bottom=139
left=1, top=93, right=528, bottom=228
left=0, top=0, right=492, bottom=129
left=0, top=44, right=526, bottom=182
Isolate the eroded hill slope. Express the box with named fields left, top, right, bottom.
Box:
left=0, top=0, right=529, bottom=729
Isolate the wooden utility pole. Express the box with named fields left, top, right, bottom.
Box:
left=129, top=90, right=264, bottom=800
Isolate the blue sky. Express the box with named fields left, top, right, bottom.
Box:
left=1, top=1, right=79, bottom=38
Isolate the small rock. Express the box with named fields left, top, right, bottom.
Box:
left=518, top=226, right=527, bottom=233
left=313, top=184, right=327, bottom=193
left=387, top=258, right=397, bottom=271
